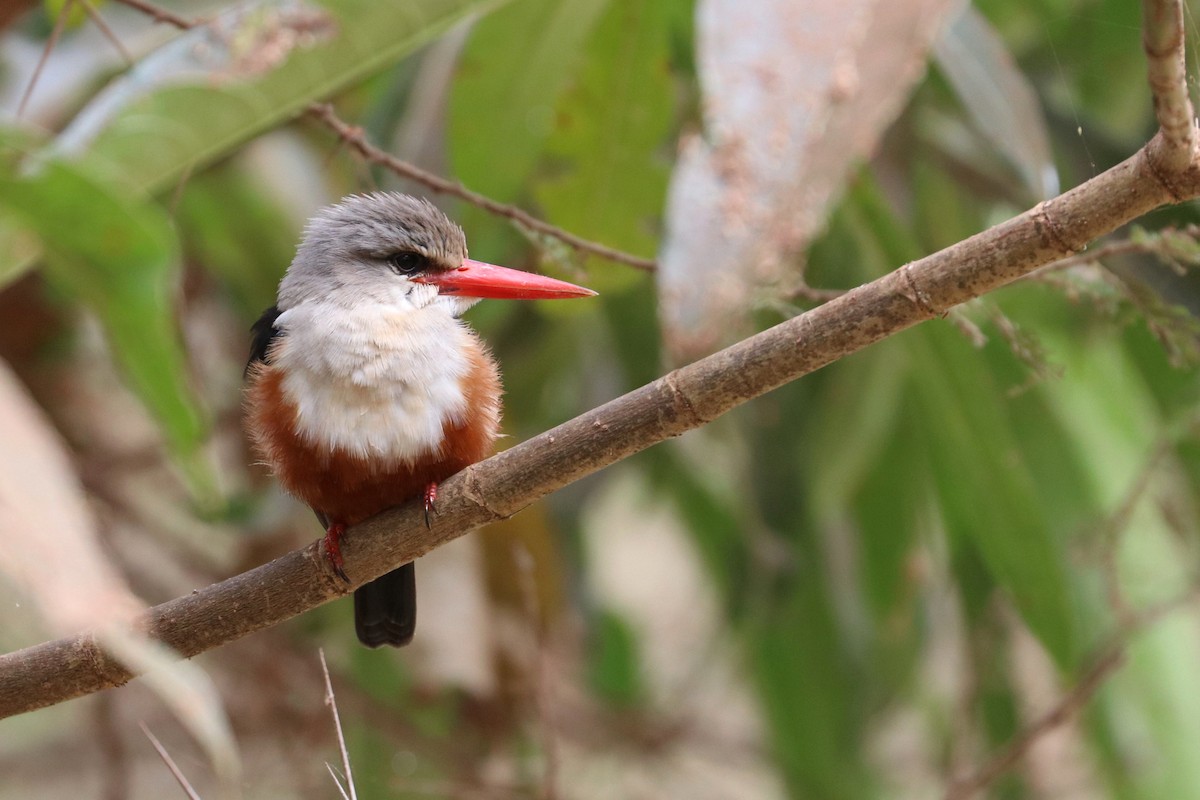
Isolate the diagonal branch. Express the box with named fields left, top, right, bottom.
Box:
left=102, top=0, right=657, bottom=272
left=104, top=2, right=658, bottom=271
left=943, top=646, right=1124, bottom=800
left=1, top=135, right=1198, bottom=719
left=109, top=0, right=195, bottom=29
left=943, top=589, right=1200, bottom=800
left=307, top=103, right=657, bottom=271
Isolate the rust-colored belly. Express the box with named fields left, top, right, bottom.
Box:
left=245, top=346, right=501, bottom=525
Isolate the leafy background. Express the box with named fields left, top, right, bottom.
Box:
left=3, top=0, right=1200, bottom=798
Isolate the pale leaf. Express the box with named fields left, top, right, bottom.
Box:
left=658, top=0, right=957, bottom=360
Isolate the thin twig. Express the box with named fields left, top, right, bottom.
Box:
left=1028, top=238, right=1156, bottom=278
left=91, top=0, right=656, bottom=272
left=307, top=103, right=658, bottom=272
left=325, top=764, right=351, bottom=800
left=16, top=0, right=73, bottom=119
left=109, top=0, right=194, bottom=29
left=943, top=647, right=1125, bottom=800
left=789, top=282, right=847, bottom=304
left=141, top=723, right=204, bottom=800
left=319, top=648, right=357, bottom=800
left=1097, top=438, right=1175, bottom=622
left=945, top=589, right=1200, bottom=800
left=78, top=0, right=134, bottom=64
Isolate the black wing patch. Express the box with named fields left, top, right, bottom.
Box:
left=246, top=305, right=284, bottom=377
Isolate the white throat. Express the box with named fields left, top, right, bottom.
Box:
left=272, top=297, right=475, bottom=464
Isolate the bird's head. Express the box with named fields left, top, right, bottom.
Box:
left=277, top=192, right=594, bottom=314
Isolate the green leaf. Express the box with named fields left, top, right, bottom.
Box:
left=43, top=0, right=89, bottom=28
left=49, top=0, right=505, bottom=197
left=586, top=607, right=644, bottom=707
left=851, top=386, right=927, bottom=627
left=0, top=159, right=213, bottom=501
left=175, top=162, right=298, bottom=317
left=807, top=343, right=910, bottom=517
left=848, top=171, right=1080, bottom=664
left=533, top=0, right=676, bottom=291
left=449, top=0, right=610, bottom=203
left=909, top=324, right=1079, bottom=665
left=748, top=579, right=872, bottom=800
left=0, top=215, right=40, bottom=286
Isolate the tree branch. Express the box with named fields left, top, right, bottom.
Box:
left=307, top=103, right=657, bottom=271
left=2, top=136, right=1198, bottom=719
left=109, top=0, right=195, bottom=29
left=1142, top=0, right=1198, bottom=173
left=103, top=1, right=660, bottom=272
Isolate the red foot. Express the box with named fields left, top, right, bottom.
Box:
left=323, top=522, right=350, bottom=583
left=424, top=482, right=439, bottom=529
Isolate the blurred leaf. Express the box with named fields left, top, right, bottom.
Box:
left=658, top=0, right=958, bottom=360
left=43, top=0, right=89, bottom=28
left=808, top=344, right=909, bottom=517
left=849, top=173, right=1080, bottom=664
left=176, top=162, right=298, bottom=316
left=0, top=159, right=213, bottom=500
left=933, top=4, right=1057, bottom=199
left=850, top=383, right=926, bottom=626
left=651, top=444, right=749, bottom=615
left=0, top=215, right=40, bottom=285
left=448, top=0, right=610, bottom=263
left=910, top=325, right=1078, bottom=665
left=0, top=355, right=142, bottom=634
left=587, top=607, right=644, bottom=707
left=748, top=578, right=871, bottom=799
left=533, top=0, right=676, bottom=294
left=1111, top=617, right=1200, bottom=800
left=0, top=357, right=238, bottom=790
left=449, top=0, right=609, bottom=204
left=0, top=127, right=47, bottom=284
left=1041, top=339, right=1200, bottom=797
left=48, top=0, right=503, bottom=197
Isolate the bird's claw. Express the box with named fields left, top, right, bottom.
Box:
left=323, top=522, right=351, bottom=583
left=423, top=482, right=439, bottom=530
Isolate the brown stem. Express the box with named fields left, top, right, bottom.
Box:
left=307, top=104, right=657, bottom=271
left=1142, top=0, right=1198, bottom=174
left=82, top=0, right=658, bottom=272
left=109, top=0, right=194, bottom=29
left=1, top=137, right=1197, bottom=719
left=942, top=647, right=1125, bottom=800
left=15, top=0, right=72, bottom=119
left=944, top=589, right=1200, bottom=799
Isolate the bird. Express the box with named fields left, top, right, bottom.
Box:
left=244, top=192, right=595, bottom=647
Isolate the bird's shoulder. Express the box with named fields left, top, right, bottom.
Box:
left=246, top=304, right=284, bottom=375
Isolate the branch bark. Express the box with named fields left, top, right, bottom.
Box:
left=2, top=136, right=1199, bottom=719
left=1142, top=0, right=1197, bottom=173
left=307, top=103, right=658, bottom=271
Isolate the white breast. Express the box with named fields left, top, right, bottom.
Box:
left=272, top=299, right=474, bottom=464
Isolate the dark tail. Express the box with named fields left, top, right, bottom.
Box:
left=354, top=562, right=417, bottom=647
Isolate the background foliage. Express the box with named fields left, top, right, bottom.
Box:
left=3, top=0, right=1200, bottom=798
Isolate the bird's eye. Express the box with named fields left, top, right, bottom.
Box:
left=387, top=252, right=426, bottom=276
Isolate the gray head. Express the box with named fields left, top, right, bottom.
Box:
left=277, top=193, right=470, bottom=312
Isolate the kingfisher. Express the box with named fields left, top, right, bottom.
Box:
left=244, top=193, right=595, bottom=647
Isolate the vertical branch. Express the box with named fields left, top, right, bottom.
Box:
left=1143, top=0, right=1198, bottom=172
